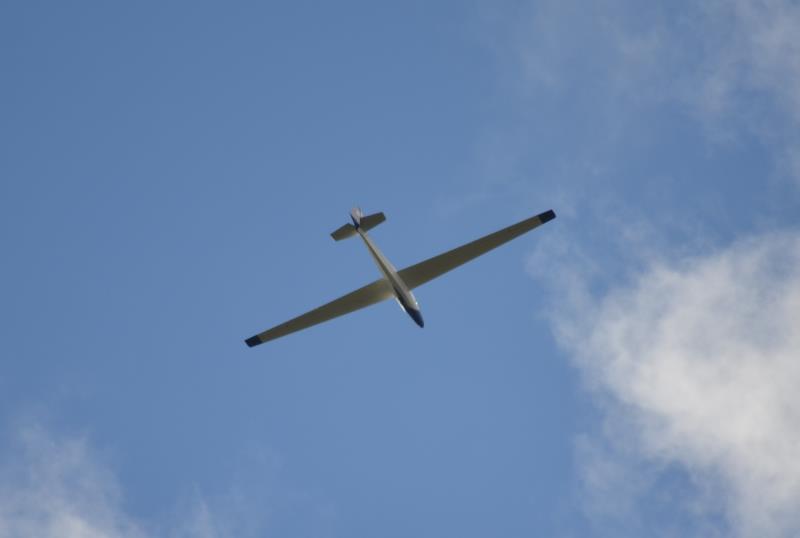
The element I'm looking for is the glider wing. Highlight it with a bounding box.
[398,209,555,290]
[245,278,394,347]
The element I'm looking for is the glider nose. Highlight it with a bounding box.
[407,307,424,328]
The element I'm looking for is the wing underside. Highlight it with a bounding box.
[398,209,555,290]
[245,278,394,346]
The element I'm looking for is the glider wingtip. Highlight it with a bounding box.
[245,335,263,348]
[539,209,556,223]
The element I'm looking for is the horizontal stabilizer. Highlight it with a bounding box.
[331,223,357,241]
[359,212,386,232]
[330,211,386,241]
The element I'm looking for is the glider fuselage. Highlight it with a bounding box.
[356,227,424,327]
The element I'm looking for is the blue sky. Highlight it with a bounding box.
[2,1,800,537]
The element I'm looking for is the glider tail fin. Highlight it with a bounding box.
[350,207,364,227]
[331,209,386,241]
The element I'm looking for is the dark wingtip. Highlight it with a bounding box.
[539,209,556,223]
[245,335,262,348]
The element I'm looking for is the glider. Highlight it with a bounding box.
[245,207,555,347]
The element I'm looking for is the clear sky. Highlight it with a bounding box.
[2,1,800,537]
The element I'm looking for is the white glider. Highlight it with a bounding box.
[245,207,555,347]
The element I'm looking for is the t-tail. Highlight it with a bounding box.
[350,207,364,227]
[331,208,386,241]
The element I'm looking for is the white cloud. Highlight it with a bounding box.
[547,230,800,536]
[0,425,147,538]
[491,2,800,533]
[0,426,244,538]
[0,424,336,538]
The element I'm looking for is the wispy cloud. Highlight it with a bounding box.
[473,0,800,199]
[0,425,273,538]
[538,230,800,536]
[504,0,800,126]
[0,425,147,538]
